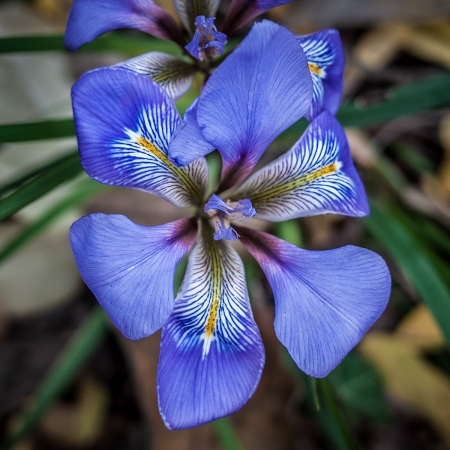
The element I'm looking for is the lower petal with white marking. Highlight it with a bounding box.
[157,223,265,429]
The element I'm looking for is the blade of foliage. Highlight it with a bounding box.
[212,418,244,450]
[0,178,105,264]
[0,153,79,197]
[0,306,109,450]
[0,118,75,144]
[0,151,82,221]
[363,201,450,347]
[337,73,450,127]
[0,33,180,57]
[283,352,360,450]
[328,351,388,423]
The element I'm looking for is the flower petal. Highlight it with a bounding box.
[298,29,345,121]
[222,0,292,35]
[72,67,208,207]
[168,99,216,166]
[231,111,369,220]
[117,52,195,101]
[70,215,197,340]
[64,0,184,51]
[239,228,391,378]
[157,222,265,429]
[197,20,312,190]
[174,0,219,35]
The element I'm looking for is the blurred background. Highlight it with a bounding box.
[1,0,450,448]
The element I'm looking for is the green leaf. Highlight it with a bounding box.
[0,178,105,264]
[337,73,450,127]
[0,151,83,221]
[213,418,244,450]
[0,33,181,57]
[363,201,450,347]
[329,351,389,423]
[0,118,75,144]
[0,306,109,450]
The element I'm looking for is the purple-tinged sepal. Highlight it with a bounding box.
[298,29,345,121]
[174,0,219,35]
[185,16,227,61]
[70,215,198,340]
[168,99,216,166]
[231,111,369,220]
[72,67,208,207]
[239,228,391,378]
[116,52,195,101]
[157,222,265,429]
[222,0,292,35]
[197,21,312,190]
[64,0,185,51]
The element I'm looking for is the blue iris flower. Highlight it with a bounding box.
[70,21,391,430]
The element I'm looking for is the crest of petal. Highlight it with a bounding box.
[70,215,197,340]
[197,20,312,190]
[168,99,216,166]
[157,222,265,429]
[231,111,369,220]
[174,0,219,35]
[116,52,195,101]
[64,0,184,51]
[72,67,208,207]
[239,228,391,378]
[185,16,227,61]
[222,0,292,35]
[298,29,345,121]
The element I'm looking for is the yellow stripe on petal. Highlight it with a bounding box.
[248,162,339,205]
[308,62,324,77]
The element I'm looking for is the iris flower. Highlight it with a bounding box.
[70,21,391,429]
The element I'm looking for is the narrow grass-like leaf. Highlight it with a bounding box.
[0,119,75,144]
[363,201,450,347]
[0,151,82,221]
[283,352,360,450]
[0,178,105,264]
[0,306,109,450]
[0,33,180,57]
[213,418,244,450]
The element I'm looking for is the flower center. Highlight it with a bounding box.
[204,194,256,241]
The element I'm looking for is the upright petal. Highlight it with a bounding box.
[185,16,227,61]
[168,99,216,166]
[298,29,345,121]
[231,112,369,220]
[64,0,184,51]
[72,67,208,207]
[70,215,197,340]
[174,0,219,35]
[222,0,292,35]
[117,52,195,101]
[197,21,312,190]
[239,228,391,378]
[157,222,265,429]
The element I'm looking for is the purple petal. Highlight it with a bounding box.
[222,0,292,35]
[185,16,227,61]
[64,0,184,51]
[298,29,345,121]
[197,20,312,190]
[239,228,391,378]
[116,52,195,101]
[70,215,197,340]
[157,224,265,429]
[72,67,208,207]
[168,98,216,165]
[231,111,369,219]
